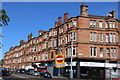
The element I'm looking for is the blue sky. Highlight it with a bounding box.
[1,2,118,59]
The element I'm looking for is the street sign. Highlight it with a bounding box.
[55,54,65,68]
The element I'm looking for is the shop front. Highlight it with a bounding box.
[105,61,119,79]
[65,61,105,79]
[32,61,56,76]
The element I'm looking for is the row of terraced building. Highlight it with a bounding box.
[3,3,120,79]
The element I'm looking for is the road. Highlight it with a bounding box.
[2,73,69,80]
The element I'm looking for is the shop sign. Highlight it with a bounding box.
[118,64,120,68]
[80,62,105,67]
[55,54,65,68]
[65,62,76,66]
[105,63,117,68]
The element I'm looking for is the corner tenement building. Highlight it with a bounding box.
[3,3,120,79]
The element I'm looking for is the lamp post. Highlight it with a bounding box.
[70,36,73,80]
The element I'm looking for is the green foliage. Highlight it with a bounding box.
[0,9,10,26]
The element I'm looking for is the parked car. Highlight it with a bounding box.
[40,72,52,78]
[26,69,34,75]
[2,69,8,76]
[16,69,20,73]
[1,68,12,76]
[23,70,29,74]
[5,68,12,75]
[33,71,40,76]
[19,69,25,74]
[29,70,34,75]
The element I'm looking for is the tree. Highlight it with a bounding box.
[0,9,10,48]
[0,9,10,26]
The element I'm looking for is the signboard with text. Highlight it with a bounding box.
[55,54,65,68]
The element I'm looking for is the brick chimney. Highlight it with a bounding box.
[109,10,116,18]
[28,33,32,41]
[58,17,62,26]
[39,30,45,36]
[54,22,58,27]
[80,3,88,16]
[10,47,13,50]
[64,12,69,22]
[20,40,25,45]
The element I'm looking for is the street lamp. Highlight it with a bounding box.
[70,36,73,80]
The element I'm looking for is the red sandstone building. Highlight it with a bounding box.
[3,3,120,79]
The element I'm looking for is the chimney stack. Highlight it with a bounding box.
[80,3,88,16]
[54,22,58,27]
[28,33,32,41]
[58,17,62,26]
[64,12,69,22]
[39,30,45,36]
[20,40,25,45]
[109,10,116,18]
